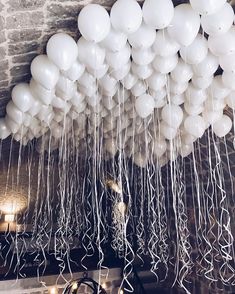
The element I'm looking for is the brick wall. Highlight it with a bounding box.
[0,268,122,294]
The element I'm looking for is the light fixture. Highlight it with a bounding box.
[0,191,27,216]
[4,214,15,223]
[49,287,58,294]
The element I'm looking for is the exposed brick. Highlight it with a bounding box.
[11,73,31,84]
[0,16,5,30]
[7,0,46,11]
[8,41,39,55]
[46,17,77,31]
[0,46,6,59]
[8,29,42,43]
[10,64,31,77]
[6,11,44,29]
[0,80,9,88]
[0,31,6,43]
[12,52,37,64]
[47,3,83,19]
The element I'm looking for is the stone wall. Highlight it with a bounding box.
[0,268,122,294]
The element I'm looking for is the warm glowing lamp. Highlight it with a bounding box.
[50,287,58,294]
[4,214,15,223]
[0,191,27,222]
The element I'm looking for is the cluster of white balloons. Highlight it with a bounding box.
[0,0,235,167]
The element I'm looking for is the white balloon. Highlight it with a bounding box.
[147,72,167,92]
[143,0,174,30]
[152,54,178,74]
[153,136,167,157]
[0,118,10,139]
[87,63,109,79]
[205,96,226,111]
[28,97,42,117]
[51,95,67,109]
[78,4,110,42]
[226,91,235,109]
[219,52,235,72]
[100,28,127,52]
[86,94,101,107]
[193,52,218,77]
[212,115,232,137]
[31,55,59,90]
[47,33,78,71]
[149,89,166,103]
[154,97,167,109]
[103,96,117,111]
[12,83,34,112]
[128,22,156,49]
[106,44,131,69]
[210,76,231,100]
[162,103,184,128]
[168,4,200,46]
[208,27,235,56]
[121,73,138,90]
[131,63,153,80]
[184,102,204,116]
[77,37,105,70]
[5,115,20,133]
[160,121,178,140]
[180,34,208,65]
[133,152,148,168]
[79,83,98,97]
[171,94,185,105]
[99,74,117,93]
[110,61,131,80]
[132,47,155,65]
[170,79,188,95]
[189,0,227,16]
[135,94,155,118]
[62,59,85,81]
[6,101,24,124]
[171,59,193,83]
[201,3,234,36]
[29,78,54,105]
[186,84,207,105]
[131,80,147,97]
[184,115,206,138]
[181,131,197,145]
[202,109,223,125]
[222,71,235,90]
[105,138,117,156]
[56,75,76,100]
[73,101,87,113]
[192,75,213,89]
[78,71,96,89]
[110,0,142,34]
[180,143,193,158]
[153,30,180,57]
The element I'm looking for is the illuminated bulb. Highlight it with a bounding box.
[119,289,124,294]
[0,192,27,214]
[72,282,78,290]
[101,282,107,289]
[50,287,58,294]
[4,214,14,223]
